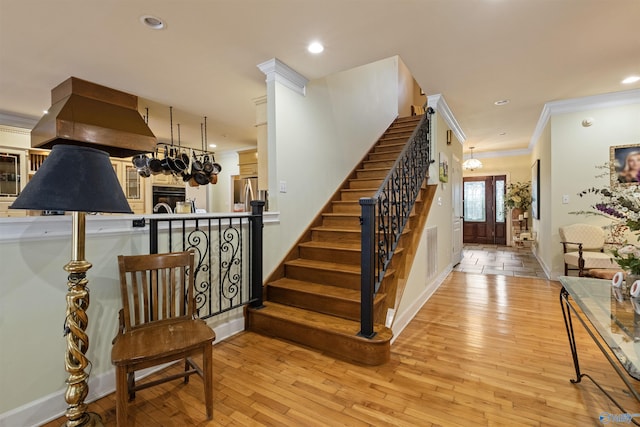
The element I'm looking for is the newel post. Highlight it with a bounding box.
[250,200,265,308]
[359,197,376,338]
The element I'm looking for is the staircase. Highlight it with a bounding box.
[246,115,436,365]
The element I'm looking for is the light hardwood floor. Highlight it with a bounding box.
[42,272,639,426]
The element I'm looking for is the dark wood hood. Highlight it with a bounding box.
[31,77,156,158]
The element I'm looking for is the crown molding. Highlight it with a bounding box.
[257,58,308,96]
[0,110,38,129]
[427,94,465,144]
[529,88,640,150]
[464,148,531,160]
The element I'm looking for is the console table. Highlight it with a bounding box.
[559,276,640,422]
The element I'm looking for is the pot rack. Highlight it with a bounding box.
[151,113,218,158]
[153,141,217,157]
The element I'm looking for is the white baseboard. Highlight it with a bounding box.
[390,264,452,343]
[0,317,246,427]
[532,246,552,279]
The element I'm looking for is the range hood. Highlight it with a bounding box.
[31,77,156,158]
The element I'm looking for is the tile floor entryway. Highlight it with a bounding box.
[454,243,547,278]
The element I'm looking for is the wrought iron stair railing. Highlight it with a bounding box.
[359,108,435,337]
[149,201,265,319]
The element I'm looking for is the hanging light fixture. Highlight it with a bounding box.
[463,146,483,171]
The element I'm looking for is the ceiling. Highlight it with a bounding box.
[1,0,638,156]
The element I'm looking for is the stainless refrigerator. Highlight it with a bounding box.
[233,177,257,212]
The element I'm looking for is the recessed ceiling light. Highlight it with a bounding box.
[494,99,510,106]
[622,75,640,84]
[209,143,217,148]
[307,41,324,54]
[140,15,165,30]
[499,132,506,136]
[42,110,48,114]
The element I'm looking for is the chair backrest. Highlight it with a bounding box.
[117,251,196,331]
[411,104,425,116]
[559,224,605,251]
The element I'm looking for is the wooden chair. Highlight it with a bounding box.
[559,224,617,276]
[111,251,215,425]
[411,104,425,116]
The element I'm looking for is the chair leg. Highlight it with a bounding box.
[116,366,128,427]
[203,343,213,419]
[184,359,190,384]
[127,372,136,401]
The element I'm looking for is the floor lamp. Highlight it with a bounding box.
[10,144,132,427]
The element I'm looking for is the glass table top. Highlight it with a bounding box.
[559,276,640,381]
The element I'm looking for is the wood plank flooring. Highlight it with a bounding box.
[42,272,640,426]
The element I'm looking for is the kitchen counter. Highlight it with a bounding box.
[0,211,280,243]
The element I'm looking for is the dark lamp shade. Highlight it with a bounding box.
[10,144,133,213]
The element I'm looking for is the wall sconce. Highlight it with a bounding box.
[446,130,452,145]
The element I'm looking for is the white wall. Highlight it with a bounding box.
[208,150,239,213]
[531,91,640,277]
[262,56,403,276]
[395,112,462,325]
[0,214,273,425]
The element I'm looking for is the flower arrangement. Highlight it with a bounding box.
[575,182,640,232]
[573,164,640,273]
[504,181,532,211]
[612,244,640,275]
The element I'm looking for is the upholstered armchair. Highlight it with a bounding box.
[559,224,618,276]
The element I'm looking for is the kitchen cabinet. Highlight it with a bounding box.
[238,148,258,178]
[111,159,146,214]
[0,144,148,216]
[0,148,27,217]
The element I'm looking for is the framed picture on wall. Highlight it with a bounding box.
[531,159,540,219]
[439,152,449,183]
[610,144,640,185]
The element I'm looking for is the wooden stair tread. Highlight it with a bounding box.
[299,240,360,251]
[341,187,377,192]
[286,257,360,273]
[298,239,405,255]
[269,277,383,302]
[356,167,388,173]
[254,301,392,342]
[286,257,397,279]
[311,224,411,235]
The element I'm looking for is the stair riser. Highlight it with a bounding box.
[367,151,399,161]
[285,264,360,289]
[341,190,375,201]
[356,169,388,179]
[331,202,361,214]
[266,286,361,321]
[312,229,360,243]
[245,310,390,365]
[377,136,411,146]
[322,215,361,228]
[373,144,404,154]
[299,245,361,264]
[361,160,395,170]
[348,178,383,189]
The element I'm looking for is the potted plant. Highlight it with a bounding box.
[505,181,532,219]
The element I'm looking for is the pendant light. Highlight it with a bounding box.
[463,146,483,171]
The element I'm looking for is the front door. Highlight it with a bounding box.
[463,175,506,244]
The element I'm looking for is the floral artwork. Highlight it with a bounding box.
[439,152,449,183]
